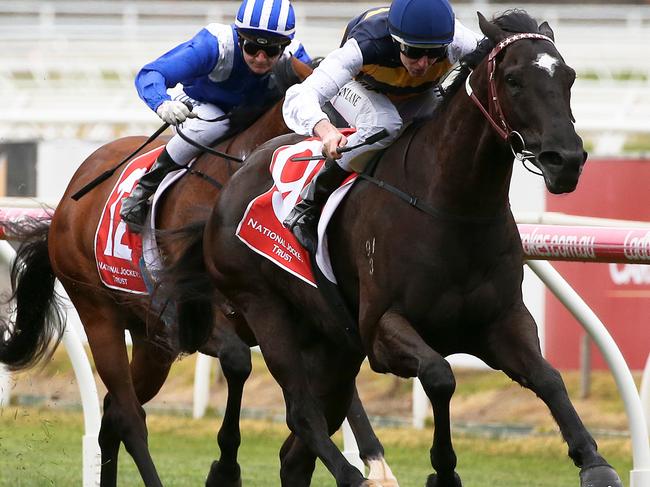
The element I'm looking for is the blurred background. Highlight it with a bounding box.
[0,0,648,198]
[0,1,648,204]
[0,0,649,453]
[0,2,648,485]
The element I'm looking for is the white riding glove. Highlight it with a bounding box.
[156,100,194,126]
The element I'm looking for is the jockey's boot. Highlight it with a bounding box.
[120,149,178,233]
[283,158,350,254]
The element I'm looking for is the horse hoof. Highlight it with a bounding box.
[205,460,242,487]
[366,458,399,487]
[426,472,462,487]
[579,465,623,487]
[372,481,398,487]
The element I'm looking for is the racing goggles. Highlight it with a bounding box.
[240,38,288,58]
[397,42,448,60]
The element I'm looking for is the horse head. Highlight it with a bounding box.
[474,10,587,194]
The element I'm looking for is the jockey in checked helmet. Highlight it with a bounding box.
[120,0,311,233]
[282,0,482,253]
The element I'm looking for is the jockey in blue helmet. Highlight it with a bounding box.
[281,0,482,253]
[121,0,311,233]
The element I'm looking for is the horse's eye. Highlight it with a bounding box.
[505,74,521,89]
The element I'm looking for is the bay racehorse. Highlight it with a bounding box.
[170,10,622,487]
[0,56,395,487]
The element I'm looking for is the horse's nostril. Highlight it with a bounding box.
[538,151,563,168]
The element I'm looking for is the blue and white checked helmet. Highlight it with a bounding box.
[235,0,296,41]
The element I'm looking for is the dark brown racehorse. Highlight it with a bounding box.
[170,11,622,487]
[0,57,396,487]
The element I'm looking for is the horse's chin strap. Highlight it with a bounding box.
[465,32,554,175]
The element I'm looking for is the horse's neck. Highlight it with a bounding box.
[411,72,514,218]
[235,102,287,154]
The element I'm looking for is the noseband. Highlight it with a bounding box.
[465,32,555,166]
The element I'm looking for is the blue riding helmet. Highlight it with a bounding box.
[235,0,296,44]
[388,0,455,47]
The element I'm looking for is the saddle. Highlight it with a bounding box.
[236,130,358,286]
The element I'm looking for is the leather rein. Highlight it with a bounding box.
[357,32,557,222]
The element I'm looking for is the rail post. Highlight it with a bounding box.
[0,240,102,486]
[527,260,650,487]
[193,353,213,419]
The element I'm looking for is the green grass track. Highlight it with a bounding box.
[0,407,632,486]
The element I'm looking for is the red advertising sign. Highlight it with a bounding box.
[544,159,650,370]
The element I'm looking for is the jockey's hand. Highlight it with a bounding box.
[156,100,196,126]
[314,119,347,159]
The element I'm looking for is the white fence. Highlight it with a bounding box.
[0,240,101,487]
[526,259,649,487]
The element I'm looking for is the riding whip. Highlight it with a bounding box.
[71,100,196,201]
[290,129,389,162]
[70,122,170,201]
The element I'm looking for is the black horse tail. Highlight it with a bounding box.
[0,217,65,371]
[156,220,215,354]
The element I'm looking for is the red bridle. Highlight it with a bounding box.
[465,32,555,140]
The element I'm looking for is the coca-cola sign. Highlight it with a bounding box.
[623,230,650,262]
[609,264,650,285]
[543,158,650,370]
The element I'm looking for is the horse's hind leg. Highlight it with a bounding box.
[478,307,622,487]
[244,298,368,487]
[277,351,371,487]
[278,433,317,487]
[347,388,399,486]
[198,311,252,487]
[130,335,175,405]
[71,295,163,487]
[368,311,461,487]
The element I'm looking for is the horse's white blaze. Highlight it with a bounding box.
[534,53,559,76]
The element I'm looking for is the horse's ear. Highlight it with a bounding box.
[539,21,555,41]
[477,12,506,44]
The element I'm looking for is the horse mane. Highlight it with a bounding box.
[435,9,540,114]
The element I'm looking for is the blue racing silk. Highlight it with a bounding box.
[342,7,453,98]
[135,23,312,113]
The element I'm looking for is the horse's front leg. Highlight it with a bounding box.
[198,311,253,487]
[368,310,461,487]
[478,305,622,487]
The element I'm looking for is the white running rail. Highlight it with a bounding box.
[0,241,101,487]
[527,260,650,487]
